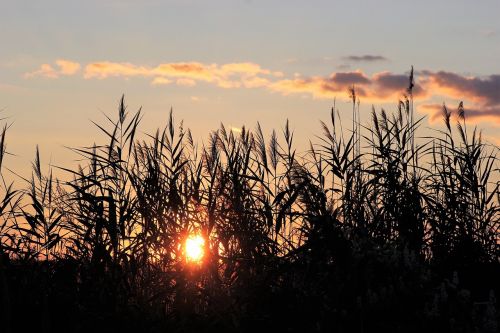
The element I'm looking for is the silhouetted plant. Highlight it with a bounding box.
[0,73,498,332]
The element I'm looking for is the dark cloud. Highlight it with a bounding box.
[270,70,418,102]
[416,71,500,124]
[330,71,371,85]
[428,71,500,106]
[373,72,426,97]
[420,103,500,124]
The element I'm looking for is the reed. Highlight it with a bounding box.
[0,73,498,331]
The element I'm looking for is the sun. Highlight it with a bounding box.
[185,234,205,263]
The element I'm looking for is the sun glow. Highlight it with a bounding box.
[185,234,205,263]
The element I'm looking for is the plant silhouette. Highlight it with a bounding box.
[0,74,498,332]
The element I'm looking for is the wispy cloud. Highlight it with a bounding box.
[343,55,388,62]
[25,59,81,78]
[151,77,173,86]
[25,64,59,79]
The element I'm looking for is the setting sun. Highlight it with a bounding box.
[185,234,205,263]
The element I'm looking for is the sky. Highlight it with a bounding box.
[1,0,499,179]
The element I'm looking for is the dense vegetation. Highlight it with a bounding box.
[0,75,499,332]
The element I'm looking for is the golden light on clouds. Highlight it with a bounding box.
[151,77,173,85]
[23,59,500,124]
[56,59,81,75]
[81,61,281,87]
[25,59,80,78]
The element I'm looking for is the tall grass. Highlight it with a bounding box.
[0,74,499,332]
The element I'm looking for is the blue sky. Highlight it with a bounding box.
[1,0,499,177]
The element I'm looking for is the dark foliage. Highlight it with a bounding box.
[0,82,499,332]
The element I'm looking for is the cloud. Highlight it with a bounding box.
[416,71,500,124]
[25,64,59,79]
[420,103,500,125]
[219,62,276,76]
[269,70,426,102]
[25,59,500,124]
[151,77,172,86]
[84,62,150,79]
[269,71,370,99]
[55,59,81,75]
[336,64,351,70]
[424,71,500,106]
[153,62,214,81]
[176,78,197,87]
[25,59,80,78]
[82,61,283,89]
[283,56,336,67]
[372,72,426,98]
[270,69,500,123]
[242,76,271,88]
[343,55,388,62]
[32,60,405,102]
[331,71,370,85]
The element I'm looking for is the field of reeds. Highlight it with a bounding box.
[0,74,499,332]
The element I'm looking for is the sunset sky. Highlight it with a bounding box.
[1,0,499,178]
